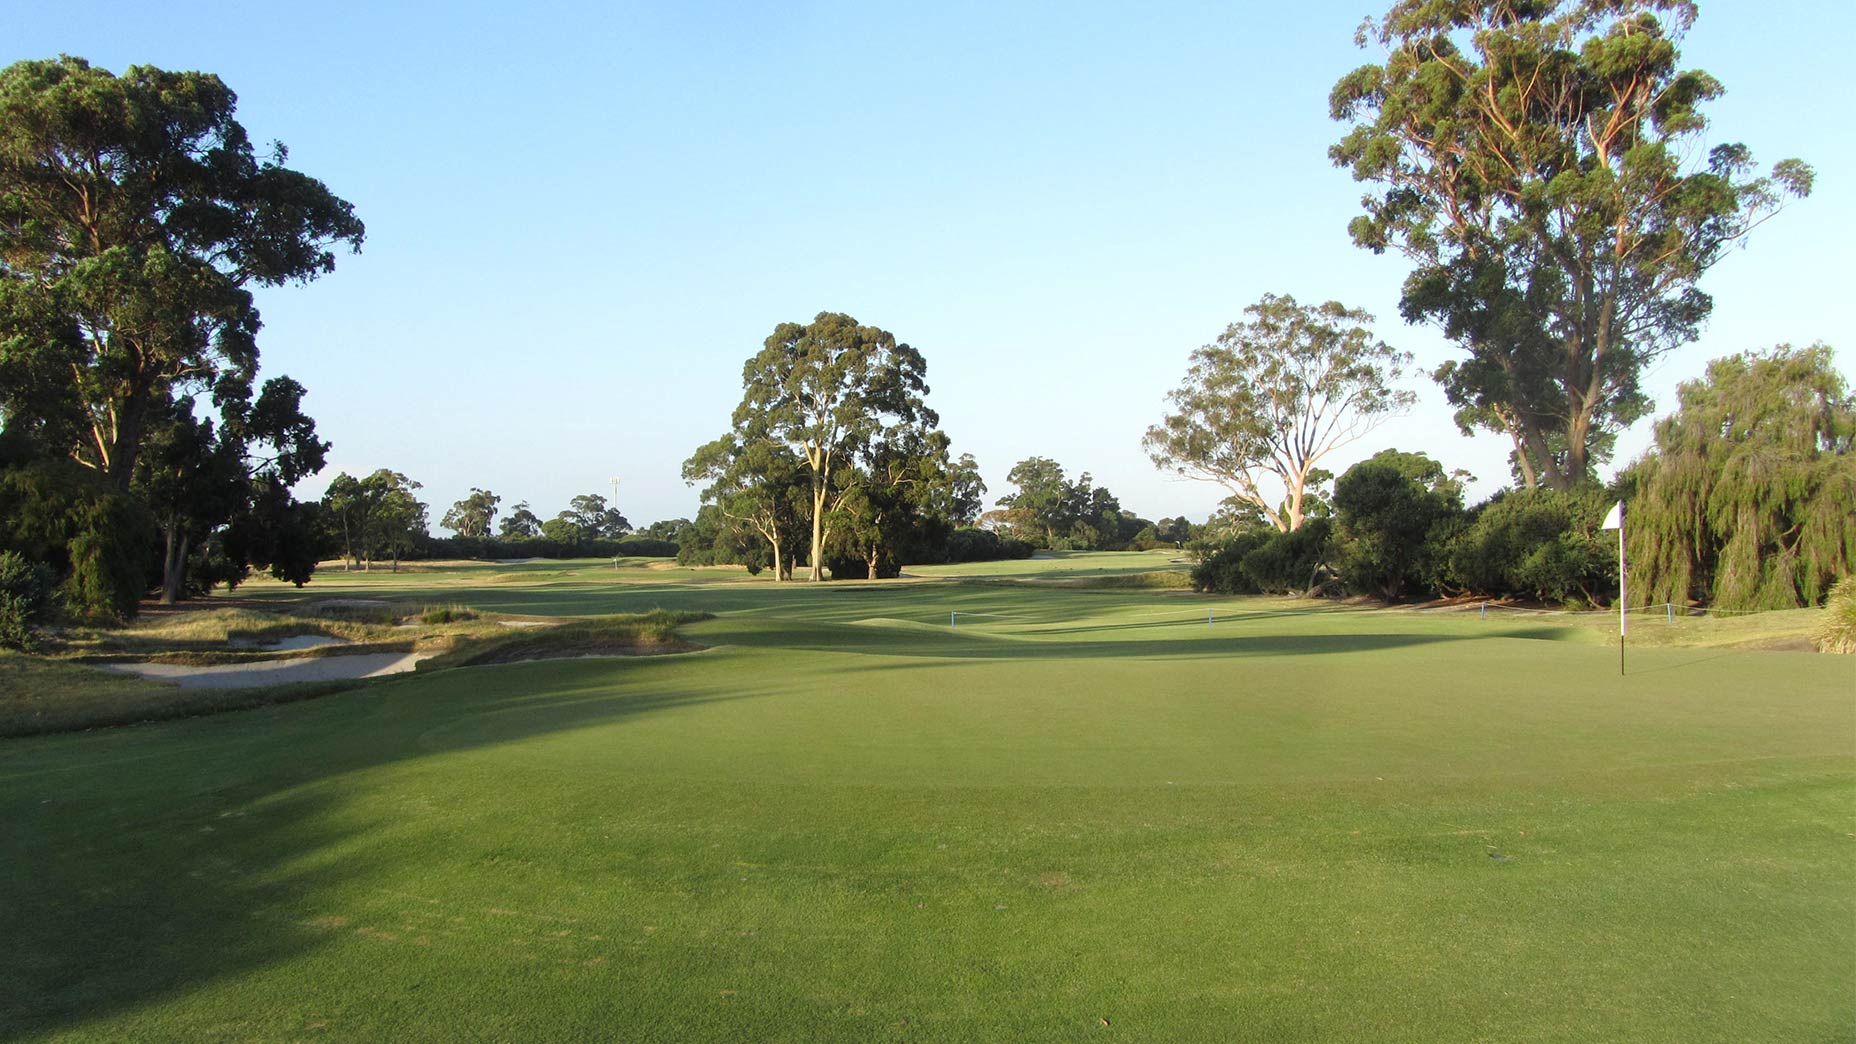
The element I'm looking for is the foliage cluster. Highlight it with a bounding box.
[0,550,55,650]
[1815,578,1856,655]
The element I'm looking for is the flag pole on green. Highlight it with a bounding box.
[1602,500,1626,676]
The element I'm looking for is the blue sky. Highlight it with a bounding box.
[9,1,1848,528]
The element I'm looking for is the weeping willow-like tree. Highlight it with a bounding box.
[1628,344,1854,609]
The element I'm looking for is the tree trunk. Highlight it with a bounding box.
[103,384,151,493]
[160,526,189,605]
[809,479,827,582]
[867,545,880,580]
[769,532,783,581]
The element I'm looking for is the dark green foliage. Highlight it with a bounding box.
[0,550,55,649]
[995,458,1140,550]
[0,459,151,620]
[1331,451,1464,601]
[943,528,1035,564]
[1191,521,1334,596]
[0,56,363,489]
[1331,2,1811,489]
[1242,519,1336,595]
[1449,488,1617,606]
[1628,345,1854,609]
[498,502,542,539]
[419,605,476,624]
[675,504,768,572]
[320,470,427,571]
[441,490,500,538]
[639,519,690,542]
[1191,530,1272,595]
[729,313,934,582]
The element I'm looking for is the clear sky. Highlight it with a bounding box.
[8,1,1849,529]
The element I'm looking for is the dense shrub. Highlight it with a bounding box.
[0,461,152,621]
[943,528,1036,564]
[1191,522,1334,596]
[1242,519,1335,595]
[0,551,56,650]
[1450,487,1616,605]
[1817,577,1856,654]
[1330,452,1463,601]
[1191,529,1272,594]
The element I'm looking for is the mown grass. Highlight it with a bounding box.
[2,559,1849,1042]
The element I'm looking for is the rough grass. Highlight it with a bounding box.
[0,652,362,737]
[1816,577,1856,654]
[418,610,713,669]
[4,605,711,737]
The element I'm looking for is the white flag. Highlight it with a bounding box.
[1601,501,1624,530]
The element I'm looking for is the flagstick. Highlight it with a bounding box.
[1603,500,1628,678]
[1618,507,1627,678]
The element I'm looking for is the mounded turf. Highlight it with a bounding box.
[3,556,1851,1042]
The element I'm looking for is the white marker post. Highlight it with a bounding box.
[1602,500,1626,676]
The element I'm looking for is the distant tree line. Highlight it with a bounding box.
[316,478,690,567]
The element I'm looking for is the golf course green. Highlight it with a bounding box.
[3,554,1851,1042]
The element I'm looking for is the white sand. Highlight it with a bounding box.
[104,651,435,690]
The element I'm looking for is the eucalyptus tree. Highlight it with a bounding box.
[682,432,810,581]
[321,470,425,572]
[0,57,364,489]
[135,376,327,602]
[1628,344,1853,610]
[1330,1,1811,489]
[1146,293,1415,532]
[726,312,933,581]
[442,489,501,538]
[829,427,960,579]
[498,502,542,539]
[563,493,630,538]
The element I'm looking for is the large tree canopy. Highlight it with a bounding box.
[1145,293,1415,532]
[1628,343,1854,610]
[729,312,933,582]
[1330,1,1811,490]
[0,56,363,488]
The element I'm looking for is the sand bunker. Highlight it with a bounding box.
[105,651,436,690]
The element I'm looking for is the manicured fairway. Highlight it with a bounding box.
[3,559,1852,1042]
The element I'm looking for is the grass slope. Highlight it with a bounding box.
[2,560,1850,1042]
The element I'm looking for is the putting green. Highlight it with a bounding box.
[3,561,1850,1042]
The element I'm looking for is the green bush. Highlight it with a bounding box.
[420,605,476,624]
[0,460,153,621]
[1331,453,1463,601]
[1242,519,1335,595]
[1816,577,1856,654]
[944,528,1036,563]
[1191,522,1335,596]
[1450,488,1616,605]
[1190,529,1270,594]
[0,551,56,650]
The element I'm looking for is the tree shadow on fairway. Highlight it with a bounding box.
[0,656,766,1040]
[717,620,1476,662]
